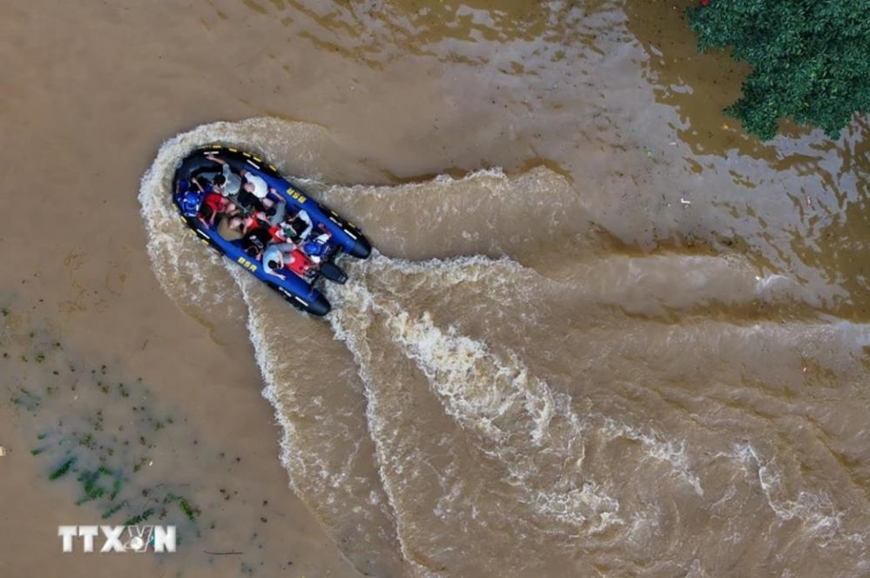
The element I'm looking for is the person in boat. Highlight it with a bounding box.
[239,174,290,221]
[216,215,244,241]
[262,242,297,280]
[299,225,333,264]
[241,224,273,261]
[199,154,243,197]
[239,210,278,237]
[274,208,313,242]
[199,191,239,227]
[263,241,314,280]
[212,205,265,244]
[210,175,235,197]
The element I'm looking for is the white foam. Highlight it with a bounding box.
[734,443,842,539]
[230,263,417,577]
[600,419,704,496]
[326,276,438,576]
[328,253,723,545]
[330,269,623,533]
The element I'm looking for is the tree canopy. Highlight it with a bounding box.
[687,0,870,140]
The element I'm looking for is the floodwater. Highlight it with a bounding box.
[2,0,869,577]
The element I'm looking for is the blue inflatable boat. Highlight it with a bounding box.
[171,145,371,316]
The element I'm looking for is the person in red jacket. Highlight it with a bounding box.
[199,192,238,227]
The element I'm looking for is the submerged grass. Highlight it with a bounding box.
[49,456,76,480]
[1,306,204,541]
[1,299,293,574]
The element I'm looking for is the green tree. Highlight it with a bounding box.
[687,0,870,140]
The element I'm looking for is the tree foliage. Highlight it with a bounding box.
[687,0,870,140]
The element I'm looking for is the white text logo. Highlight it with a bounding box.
[58,525,176,553]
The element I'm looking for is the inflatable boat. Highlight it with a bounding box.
[171,145,371,316]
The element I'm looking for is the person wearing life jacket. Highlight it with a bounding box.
[238,210,275,236]
[263,242,313,280]
[199,192,238,227]
[262,242,295,280]
[284,248,314,277]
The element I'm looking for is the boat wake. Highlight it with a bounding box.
[140,119,870,578]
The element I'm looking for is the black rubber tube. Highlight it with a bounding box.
[349,236,372,259]
[305,294,331,316]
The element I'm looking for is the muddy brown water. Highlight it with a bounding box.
[2,1,869,577]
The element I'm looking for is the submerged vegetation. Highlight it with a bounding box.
[5,342,201,533]
[2,301,294,573]
[687,0,870,140]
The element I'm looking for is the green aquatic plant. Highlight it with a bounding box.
[49,457,76,480]
[165,493,200,521]
[123,508,155,526]
[74,466,122,505]
[101,500,127,520]
[687,0,870,140]
[4,337,203,534]
[3,311,282,567]
[34,408,201,530]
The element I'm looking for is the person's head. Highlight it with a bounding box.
[213,175,226,187]
[246,246,260,258]
[267,260,280,270]
[228,216,243,230]
[243,181,254,193]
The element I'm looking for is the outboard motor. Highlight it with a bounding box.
[319,262,348,284]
